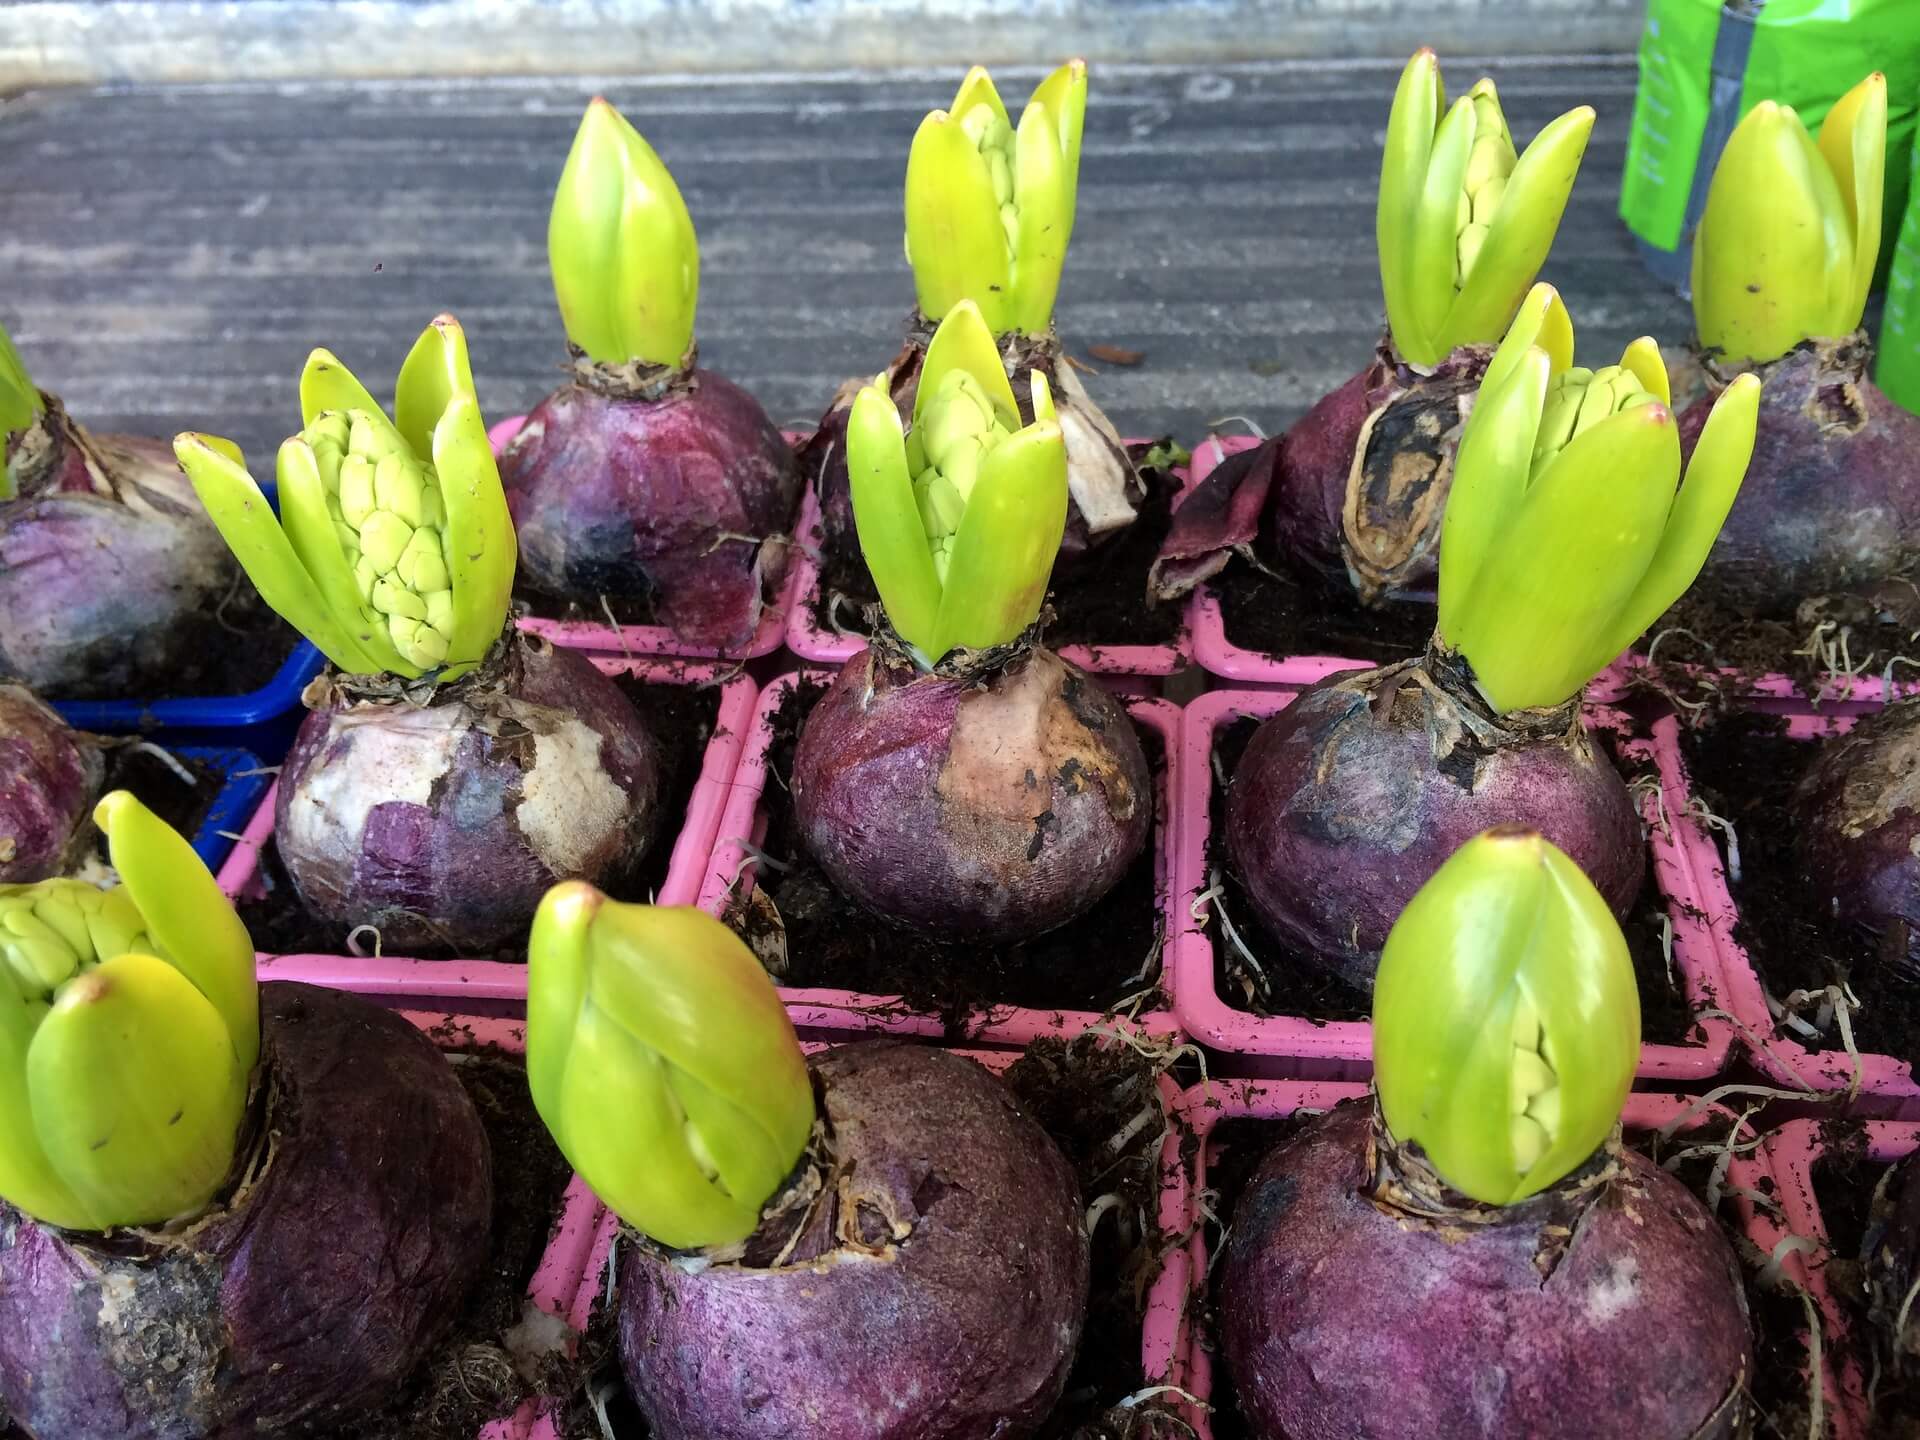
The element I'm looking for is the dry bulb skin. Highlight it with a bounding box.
[0,396,240,699]
[791,640,1150,944]
[615,1040,1089,1440]
[275,633,661,952]
[0,684,103,883]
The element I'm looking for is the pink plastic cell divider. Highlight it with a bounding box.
[1652,712,1920,1112]
[531,1047,1191,1440]
[488,416,805,661]
[1181,434,1631,701]
[696,667,1183,1045]
[1611,650,1920,714]
[783,446,1194,676]
[219,659,757,1000]
[1152,1082,1782,1438]
[1758,1118,1920,1440]
[1171,688,1738,1081]
[379,1008,605,1440]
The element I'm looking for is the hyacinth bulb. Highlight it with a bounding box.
[0,791,258,1231]
[176,314,515,684]
[1436,284,1760,712]
[1372,827,1640,1205]
[1378,50,1594,368]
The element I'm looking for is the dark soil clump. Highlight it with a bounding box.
[1213,547,1436,666]
[315,1044,576,1439]
[237,678,720,959]
[1678,710,1920,1061]
[724,678,1167,1033]
[809,444,1187,653]
[99,742,222,861]
[1204,715,1702,1045]
[1630,587,1920,710]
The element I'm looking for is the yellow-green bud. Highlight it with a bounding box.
[1529,364,1659,476]
[304,407,461,672]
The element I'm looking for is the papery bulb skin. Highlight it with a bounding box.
[1225,656,1642,989]
[790,643,1149,944]
[0,683,102,883]
[616,1040,1088,1440]
[1218,1099,1751,1440]
[1681,336,1920,617]
[501,370,798,651]
[0,418,240,698]
[276,635,659,951]
[0,983,492,1440]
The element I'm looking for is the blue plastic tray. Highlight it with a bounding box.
[177,745,272,874]
[53,641,323,741]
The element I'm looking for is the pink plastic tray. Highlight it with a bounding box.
[1613,650,1919,715]
[1655,712,1920,1113]
[1759,1118,1920,1439]
[488,416,806,661]
[382,1007,606,1440]
[1153,1082,1784,1438]
[697,668,1184,1045]
[219,659,758,1000]
[784,448,1194,676]
[533,1045,1192,1440]
[1180,435,1633,701]
[1171,688,1739,1081]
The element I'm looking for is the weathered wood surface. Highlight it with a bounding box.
[0,59,1688,469]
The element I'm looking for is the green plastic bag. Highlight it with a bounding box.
[1620,0,1920,292]
[1878,126,1920,412]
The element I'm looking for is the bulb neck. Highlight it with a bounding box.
[867,610,1048,687]
[4,393,117,504]
[568,343,698,403]
[1366,1091,1623,1230]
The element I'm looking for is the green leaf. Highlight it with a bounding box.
[1818,72,1887,337]
[1692,102,1840,363]
[949,65,1010,131]
[93,789,259,1075]
[526,887,813,1251]
[1404,94,1478,368]
[274,440,409,676]
[848,384,942,655]
[1437,106,1593,355]
[1378,50,1444,366]
[28,953,247,1229]
[548,99,700,367]
[0,970,90,1229]
[915,297,1019,431]
[905,111,1014,331]
[298,347,400,443]
[1374,828,1638,1206]
[1028,60,1087,237]
[1009,100,1069,334]
[1436,343,1551,639]
[928,418,1067,656]
[0,319,43,442]
[1453,404,1679,712]
[175,434,393,675]
[1596,374,1759,663]
[430,392,516,677]
[1617,335,1671,408]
